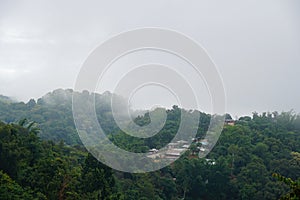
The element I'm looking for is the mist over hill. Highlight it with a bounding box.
[0,89,210,145]
[0,89,128,144]
[0,89,300,199]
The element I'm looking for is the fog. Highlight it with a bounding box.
[0,0,300,117]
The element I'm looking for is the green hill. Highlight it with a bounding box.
[0,89,299,199]
[0,89,122,145]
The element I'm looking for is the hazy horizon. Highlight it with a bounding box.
[0,87,298,119]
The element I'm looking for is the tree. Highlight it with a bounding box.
[0,170,45,199]
[273,173,300,200]
[81,153,115,199]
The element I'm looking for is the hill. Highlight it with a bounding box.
[0,89,123,145]
[0,89,299,199]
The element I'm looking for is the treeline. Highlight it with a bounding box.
[0,89,299,199]
[0,121,116,199]
[109,110,300,199]
[0,89,123,145]
[0,113,299,199]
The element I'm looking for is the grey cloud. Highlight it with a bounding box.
[0,0,299,117]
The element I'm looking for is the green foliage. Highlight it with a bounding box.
[0,89,122,145]
[0,90,300,199]
[0,170,42,200]
[81,153,115,199]
[273,173,300,200]
[0,122,114,199]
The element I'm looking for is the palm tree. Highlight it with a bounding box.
[17,118,40,134]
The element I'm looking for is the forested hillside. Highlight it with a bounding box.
[0,89,123,145]
[0,89,299,199]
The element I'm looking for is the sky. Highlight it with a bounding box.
[0,0,300,117]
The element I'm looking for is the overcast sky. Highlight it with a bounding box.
[0,0,299,117]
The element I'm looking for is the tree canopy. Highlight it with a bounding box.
[0,89,299,199]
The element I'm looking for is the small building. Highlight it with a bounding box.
[225,119,235,126]
[149,148,158,154]
[167,142,178,149]
[200,139,209,146]
[165,152,181,160]
[205,159,216,165]
[198,147,206,152]
[166,152,181,157]
[164,148,185,159]
[177,140,189,144]
[147,153,160,159]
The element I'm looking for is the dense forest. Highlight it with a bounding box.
[0,89,125,145]
[0,89,299,199]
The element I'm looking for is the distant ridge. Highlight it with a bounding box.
[0,95,14,104]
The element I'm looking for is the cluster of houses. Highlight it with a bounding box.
[147,119,236,161]
[146,119,236,163]
[146,119,237,163]
[147,137,211,161]
[147,140,189,160]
